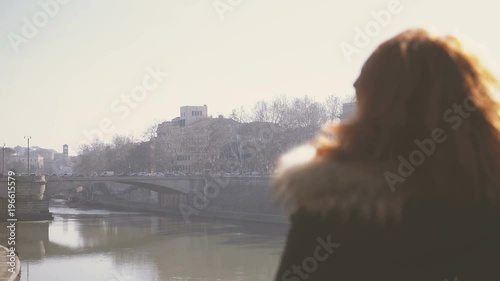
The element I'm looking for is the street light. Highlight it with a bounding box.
[24,136,31,175]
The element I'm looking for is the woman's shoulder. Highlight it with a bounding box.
[272,143,407,224]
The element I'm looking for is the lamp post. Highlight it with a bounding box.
[24,136,31,175]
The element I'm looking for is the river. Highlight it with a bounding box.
[9,199,288,281]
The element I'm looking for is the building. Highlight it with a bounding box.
[5,155,44,174]
[63,144,69,159]
[33,148,56,161]
[340,101,357,120]
[155,104,286,174]
[179,105,208,126]
[156,106,239,172]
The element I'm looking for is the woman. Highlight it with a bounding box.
[273,29,500,281]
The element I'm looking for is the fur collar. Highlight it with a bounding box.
[272,144,407,224]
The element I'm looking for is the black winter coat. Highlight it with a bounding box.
[272,145,500,281]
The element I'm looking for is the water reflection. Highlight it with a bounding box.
[1,199,287,281]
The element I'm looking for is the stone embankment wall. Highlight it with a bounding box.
[0,176,52,221]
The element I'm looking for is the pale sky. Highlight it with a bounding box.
[1,0,499,155]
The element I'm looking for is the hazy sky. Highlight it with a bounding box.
[1,0,499,155]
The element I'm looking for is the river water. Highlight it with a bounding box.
[10,199,288,281]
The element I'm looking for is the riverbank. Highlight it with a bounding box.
[0,245,20,281]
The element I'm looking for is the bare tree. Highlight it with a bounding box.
[252,101,271,122]
[153,129,181,172]
[128,141,154,173]
[269,95,290,126]
[285,95,328,131]
[325,94,343,122]
[109,135,135,174]
[236,122,285,173]
[229,106,249,123]
[196,119,240,172]
[75,139,107,175]
[143,119,166,141]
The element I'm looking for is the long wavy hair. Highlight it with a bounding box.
[318,29,500,205]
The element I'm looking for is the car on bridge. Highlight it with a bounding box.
[100,171,115,177]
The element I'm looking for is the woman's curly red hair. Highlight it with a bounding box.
[317,29,500,205]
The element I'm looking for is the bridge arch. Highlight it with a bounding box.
[44,177,204,197]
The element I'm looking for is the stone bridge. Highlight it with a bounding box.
[0,175,285,223]
[44,176,206,196]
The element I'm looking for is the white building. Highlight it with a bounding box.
[156,105,240,172]
[179,105,208,126]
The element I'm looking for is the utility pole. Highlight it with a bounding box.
[24,136,31,175]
